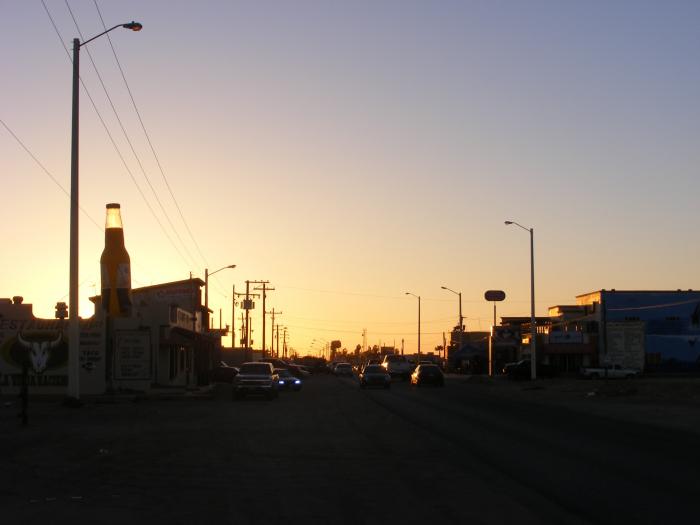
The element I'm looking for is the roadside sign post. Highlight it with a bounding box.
[484,290,506,376]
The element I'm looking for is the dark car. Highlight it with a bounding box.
[359,364,391,389]
[506,359,556,380]
[333,363,354,377]
[276,368,302,391]
[261,358,305,378]
[212,361,238,383]
[410,364,445,387]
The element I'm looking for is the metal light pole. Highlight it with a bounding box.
[68,21,142,401]
[505,220,536,380]
[205,265,236,330]
[441,285,463,353]
[405,292,421,360]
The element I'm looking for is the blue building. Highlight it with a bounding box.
[575,290,700,372]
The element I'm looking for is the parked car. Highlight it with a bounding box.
[212,361,238,383]
[502,361,519,375]
[410,364,445,387]
[359,364,391,389]
[580,364,640,379]
[506,360,556,380]
[276,368,303,391]
[333,363,354,377]
[233,362,279,400]
[381,354,414,380]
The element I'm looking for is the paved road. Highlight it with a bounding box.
[2,374,697,524]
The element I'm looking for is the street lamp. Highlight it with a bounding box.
[205,265,236,330]
[505,220,536,380]
[441,286,463,353]
[405,292,421,360]
[68,21,142,401]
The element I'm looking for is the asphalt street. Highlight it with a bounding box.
[2,374,698,524]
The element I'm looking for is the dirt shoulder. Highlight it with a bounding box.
[453,374,700,435]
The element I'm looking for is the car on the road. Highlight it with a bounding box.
[261,358,306,379]
[505,359,556,380]
[381,354,414,380]
[579,364,640,379]
[233,362,279,400]
[212,361,238,383]
[359,364,391,389]
[333,363,354,377]
[410,364,445,387]
[276,368,303,391]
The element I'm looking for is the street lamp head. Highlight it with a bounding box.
[123,21,143,31]
[504,221,513,225]
[441,286,447,290]
[227,264,237,269]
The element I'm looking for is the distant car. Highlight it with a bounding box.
[212,362,238,383]
[333,363,354,377]
[276,368,303,391]
[410,364,445,387]
[233,362,279,400]
[381,354,414,380]
[261,358,305,378]
[359,364,391,389]
[506,360,556,380]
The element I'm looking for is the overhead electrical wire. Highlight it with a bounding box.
[64,0,201,273]
[40,0,208,283]
[1,117,102,231]
[92,0,229,298]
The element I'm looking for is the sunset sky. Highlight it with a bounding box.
[2,1,699,355]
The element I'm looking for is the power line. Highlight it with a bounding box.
[93,0,228,298]
[1,117,102,231]
[64,0,201,271]
[41,0,193,272]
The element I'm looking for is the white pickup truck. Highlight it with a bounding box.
[381,354,414,380]
[580,364,640,379]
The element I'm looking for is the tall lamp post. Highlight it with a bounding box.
[68,21,142,401]
[505,220,536,380]
[405,292,421,361]
[205,265,236,330]
[441,285,463,353]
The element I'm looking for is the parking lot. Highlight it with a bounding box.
[3,373,700,524]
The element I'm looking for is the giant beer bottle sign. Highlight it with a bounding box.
[101,203,132,317]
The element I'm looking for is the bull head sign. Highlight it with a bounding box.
[17,332,63,374]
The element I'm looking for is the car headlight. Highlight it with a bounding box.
[294,380,301,384]
[279,380,285,385]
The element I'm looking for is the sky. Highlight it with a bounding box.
[2,0,700,356]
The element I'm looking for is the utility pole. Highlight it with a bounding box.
[240,281,259,360]
[189,271,197,387]
[252,281,273,358]
[267,308,282,357]
[276,325,280,358]
[232,286,248,349]
[283,327,289,358]
[244,281,250,350]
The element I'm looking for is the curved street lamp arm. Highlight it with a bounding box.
[80,22,142,48]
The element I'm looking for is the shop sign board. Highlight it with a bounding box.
[0,318,105,394]
[605,321,645,370]
[114,330,151,380]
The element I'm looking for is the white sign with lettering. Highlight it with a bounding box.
[114,330,151,380]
